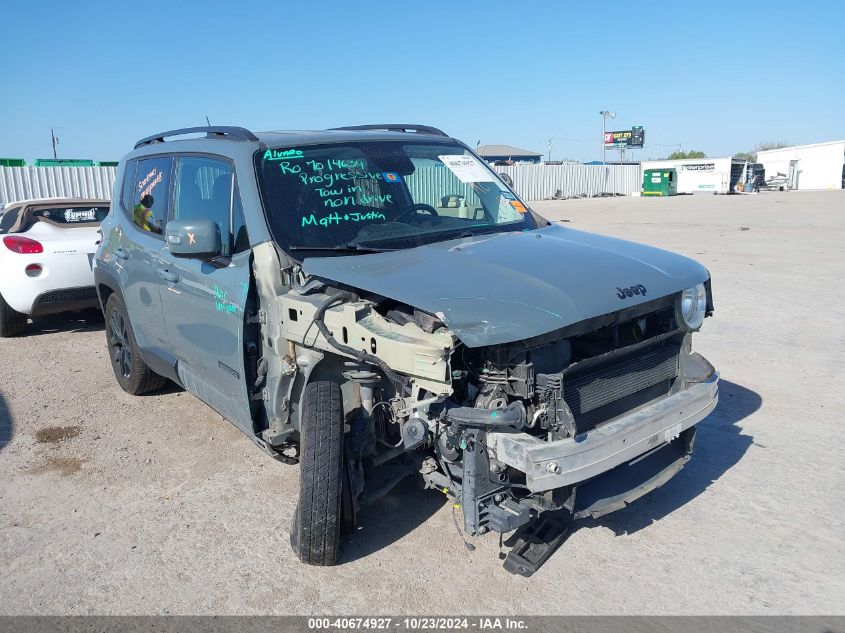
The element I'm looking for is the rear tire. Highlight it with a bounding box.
[291,381,344,566]
[104,293,168,395]
[0,293,27,337]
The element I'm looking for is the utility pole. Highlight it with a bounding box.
[50,127,59,159]
[547,138,553,162]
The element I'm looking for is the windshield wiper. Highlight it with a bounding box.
[454,225,502,239]
[288,242,395,254]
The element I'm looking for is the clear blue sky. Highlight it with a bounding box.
[1,0,842,163]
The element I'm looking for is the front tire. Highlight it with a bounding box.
[0,293,27,337]
[291,381,344,566]
[104,293,167,395]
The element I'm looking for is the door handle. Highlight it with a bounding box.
[114,248,128,260]
[158,269,179,283]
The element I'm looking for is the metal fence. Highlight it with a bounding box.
[0,163,642,208]
[0,166,117,206]
[399,164,642,203]
[495,164,641,200]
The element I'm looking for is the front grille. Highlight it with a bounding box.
[33,286,98,306]
[563,343,679,434]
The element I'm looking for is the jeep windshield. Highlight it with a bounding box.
[254,141,540,255]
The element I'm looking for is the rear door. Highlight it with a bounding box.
[114,156,173,360]
[158,154,253,432]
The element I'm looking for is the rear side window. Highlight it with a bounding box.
[131,156,173,236]
[30,206,110,226]
[0,205,109,233]
[0,207,20,234]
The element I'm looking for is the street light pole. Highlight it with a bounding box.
[602,116,606,165]
[599,111,615,164]
[599,111,616,193]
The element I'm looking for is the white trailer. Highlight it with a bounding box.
[640,157,746,194]
[756,141,845,191]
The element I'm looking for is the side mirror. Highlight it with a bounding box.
[165,219,222,258]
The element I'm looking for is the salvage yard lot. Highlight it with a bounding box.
[1,191,843,614]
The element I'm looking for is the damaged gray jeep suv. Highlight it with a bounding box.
[95,124,718,574]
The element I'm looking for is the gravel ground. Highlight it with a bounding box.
[1,191,843,615]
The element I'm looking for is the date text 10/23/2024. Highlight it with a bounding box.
[306,617,529,630]
[264,148,399,228]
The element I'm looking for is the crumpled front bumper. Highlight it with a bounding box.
[487,353,719,493]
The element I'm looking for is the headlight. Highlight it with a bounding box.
[676,283,707,330]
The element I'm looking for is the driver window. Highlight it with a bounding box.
[173,156,236,255]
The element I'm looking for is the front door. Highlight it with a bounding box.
[158,154,253,432]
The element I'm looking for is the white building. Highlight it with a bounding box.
[756,140,845,190]
[640,157,746,194]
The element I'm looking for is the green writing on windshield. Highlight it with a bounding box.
[323,193,393,208]
[302,211,386,227]
[266,147,398,229]
[263,148,303,161]
[298,170,387,187]
[306,158,367,171]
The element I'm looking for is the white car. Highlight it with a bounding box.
[0,197,110,336]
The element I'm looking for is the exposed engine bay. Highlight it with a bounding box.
[247,257,716,576]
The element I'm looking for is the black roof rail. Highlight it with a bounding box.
[329,124,448,137]
[134,126,259,149]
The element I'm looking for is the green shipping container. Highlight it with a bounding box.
[34,158,95,167]
[96,161,119,167]
[642,168,678,196]
[0,158,26,167]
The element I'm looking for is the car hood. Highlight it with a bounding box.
[302,224,709,347]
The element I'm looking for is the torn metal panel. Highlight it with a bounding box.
[302,224,710,347]
[252,241,323,444]
[279,294,454,394]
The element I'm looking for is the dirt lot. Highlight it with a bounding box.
[1,191,843,615]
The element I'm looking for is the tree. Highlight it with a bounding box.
[733,142,790,163]
[755,141,789,152]
[666,150,706,160]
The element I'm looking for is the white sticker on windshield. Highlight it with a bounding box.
[438,154,494,184]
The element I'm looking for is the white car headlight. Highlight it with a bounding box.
[677,283,707,330]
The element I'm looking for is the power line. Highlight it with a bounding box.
[5,142,53,156]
